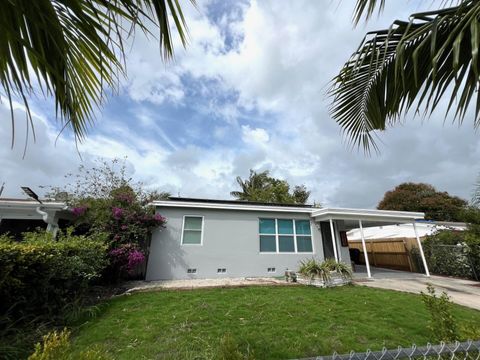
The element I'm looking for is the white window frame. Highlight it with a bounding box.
[181,215,204,246]
[277,218,296,254]
[259,218,314,254]
[259,218,277,253]
[295,219,315,254]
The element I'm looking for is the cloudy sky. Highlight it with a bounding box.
[1,0,479,208]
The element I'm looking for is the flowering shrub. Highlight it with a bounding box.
[74,187,166,246]
[109,244,145,273]
[71,205,88,217]
[71,186,167,281]
[112,207,123,220]
[107,244,146,281]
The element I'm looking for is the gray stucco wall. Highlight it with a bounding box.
[146,207,351,280]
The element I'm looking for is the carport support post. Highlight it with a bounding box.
[358,220,371,278]
[413,222,430,277]
[329,219,339,261]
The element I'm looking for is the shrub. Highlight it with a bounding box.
[298,258,352,284]
[299,258,329,282]
[421,284,459,342]
[321,258,353,279]
[28,328,110,360]
[106,243,146,282]
[0,230,108,320]
[420,229,479,279]
[70,186,167,282]
[28,329,71,360]
[71,186,166,250]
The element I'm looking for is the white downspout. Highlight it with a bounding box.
[36,207,59,237]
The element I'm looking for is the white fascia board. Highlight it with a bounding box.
[311,207,425,222]
[150,201,425,220]
[150,200,313,213]
[0,201,67,211]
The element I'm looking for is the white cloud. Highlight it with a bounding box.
[241,125,269,146]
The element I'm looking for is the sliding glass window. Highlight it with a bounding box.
[259,218,313,253]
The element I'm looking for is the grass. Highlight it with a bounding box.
[70,285,480,359]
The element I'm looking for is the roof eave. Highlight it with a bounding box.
[311,207,425,223]
[150,200,313,213]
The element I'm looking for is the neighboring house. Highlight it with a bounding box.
[146,197,429,280]
[0,198,71,239]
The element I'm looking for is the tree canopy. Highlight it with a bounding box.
[230,170,312,205]
[377,182,468,221]
[330,0,480,152]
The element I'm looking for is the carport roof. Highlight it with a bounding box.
[311,207,424,224]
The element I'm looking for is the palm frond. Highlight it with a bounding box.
[353,0,386,25]
[331,0,480,153]
[0,0,193,147]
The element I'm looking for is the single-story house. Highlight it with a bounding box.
[146,197,430,281]
[0,198,71,239]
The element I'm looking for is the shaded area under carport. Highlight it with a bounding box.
[353,265,426,280]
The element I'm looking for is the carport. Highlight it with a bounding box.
[310,208,430,278]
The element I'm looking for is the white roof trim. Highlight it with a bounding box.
[151,200,425,221]
[150,200,313,213]
[0,200,67,210]
[311,207,424,222]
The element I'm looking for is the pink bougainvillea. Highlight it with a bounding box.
[109,243,145,274]
[154,213,166,222]
[112,207,124,219]
[71,206,88,217]
[127,250,145,271]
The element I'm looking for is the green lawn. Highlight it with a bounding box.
[71,285,480,359]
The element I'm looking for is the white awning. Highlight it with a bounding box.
[310,207,424,227]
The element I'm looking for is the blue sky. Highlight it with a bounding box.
[1,0,479,207]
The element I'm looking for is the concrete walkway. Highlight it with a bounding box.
[125,277,290,293]
[354,266,480,310]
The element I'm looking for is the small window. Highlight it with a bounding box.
[217,268,226,273]
[187,268,197,274]
[279,235,295,252]
[260,235,276,252]
[267,267,276,273]
[182,216,203,245]
[297,236,313,252]
[295,220,311,235]
[259,219,276,234]
[277,219,293,234]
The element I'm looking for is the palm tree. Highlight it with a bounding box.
[330,0,480,152]
[230,170,271,201]
[1,0,192,147]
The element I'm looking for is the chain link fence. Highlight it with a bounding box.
[294,340,480,360]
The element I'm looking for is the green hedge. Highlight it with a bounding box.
[0,231,108,319]
[419,229,480,280]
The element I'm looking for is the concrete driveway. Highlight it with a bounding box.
[353,266,480,311]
